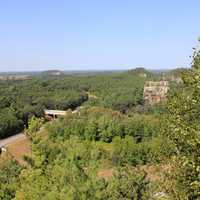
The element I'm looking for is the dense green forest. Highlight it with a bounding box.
[1,52,199,200]
[0,68,159,139]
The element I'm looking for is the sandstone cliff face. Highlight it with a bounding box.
[143,81,169,105]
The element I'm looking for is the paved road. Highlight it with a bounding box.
[0,133,26,148]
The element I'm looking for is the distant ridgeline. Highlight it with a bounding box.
[143,81,169,105]
[164,68,188,83]
[0,75,31,81]
[42,70,64,76]
[128,67,154,78]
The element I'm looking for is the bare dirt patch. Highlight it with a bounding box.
[7,137,31,165]
[139,164,171,182]
[97,168,113,179]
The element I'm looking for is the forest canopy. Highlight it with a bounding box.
[0,65,193,199]
[0,70,159,138]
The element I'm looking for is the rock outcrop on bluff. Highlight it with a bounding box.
[143,81,169,105]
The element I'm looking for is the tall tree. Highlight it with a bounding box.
[165,43,200,199]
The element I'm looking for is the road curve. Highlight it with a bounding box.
[0,106,83,149]
[0,133,26,148]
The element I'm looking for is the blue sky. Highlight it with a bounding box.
[0,0,199,72]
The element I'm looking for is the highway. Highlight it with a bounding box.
[0,133,26,148]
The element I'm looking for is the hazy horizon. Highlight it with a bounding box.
[0,66,188,73]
